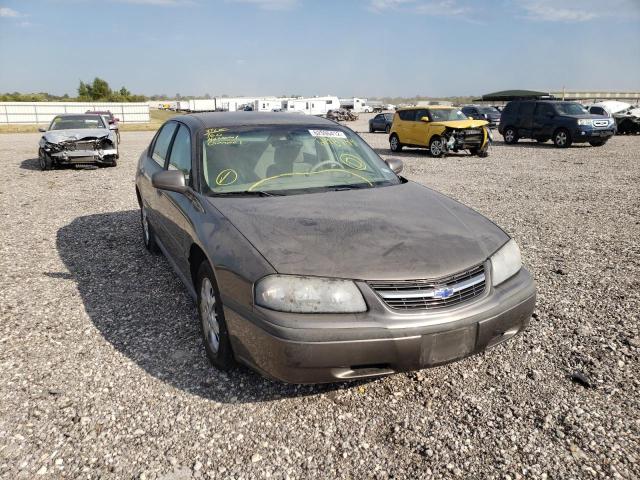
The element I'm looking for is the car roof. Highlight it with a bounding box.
[174,112,340,130]
[397,106,455,111]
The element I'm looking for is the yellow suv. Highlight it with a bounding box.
[389,106,491,157]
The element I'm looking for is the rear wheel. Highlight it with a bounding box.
[385,124,391,134]
[503,127,518,144]
[369,124,374,133]
[141,204,160,254]
[553,128,571,148]
[196,262,234,371]
[389,134,403,152]
[429,136,445,157]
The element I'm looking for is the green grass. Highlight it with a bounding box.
[0,109,180,134]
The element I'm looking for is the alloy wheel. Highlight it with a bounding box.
[141,207,150,245]
[556,131,567,146]
[200,277,220,354]
[390,136,398,150]
[505,129,514,143]
[430,140,443,156]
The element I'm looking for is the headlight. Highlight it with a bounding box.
[578,119,593,126]
[490,239,522,286]
[255,275,367,313]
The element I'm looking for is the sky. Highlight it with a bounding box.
[0,0,639,98]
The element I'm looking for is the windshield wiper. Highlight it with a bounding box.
[331,183,375,191]
[211,190,282,197]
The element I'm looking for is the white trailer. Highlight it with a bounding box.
[254,99,286,112]
[286,96,340,115]
[175,100,190,111]
[187,99,218,112]
[339,97,368,113]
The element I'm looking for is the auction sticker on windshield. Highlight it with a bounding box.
[308,130,347,138]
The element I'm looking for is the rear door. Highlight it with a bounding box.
[139,121,179,244]
[532,102,556,139]
[517,101,536,138]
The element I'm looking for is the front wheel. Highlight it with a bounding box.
[589,139,607,147]
[553,129,572,148]
[196,262,235,371]
[503,127,518,144]
[38,148,53,170]
[389,134,403,152]
[429,136,445,157]
[469,147,489,158]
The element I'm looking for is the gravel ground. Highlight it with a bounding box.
[1,115,639,479]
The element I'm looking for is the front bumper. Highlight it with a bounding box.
[574,127,615,142]
[225,267,536,384]
[50,148,118,164]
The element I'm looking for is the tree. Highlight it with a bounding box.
[119,86,131,97]
[91,78,111,100]
[78,81,90,99]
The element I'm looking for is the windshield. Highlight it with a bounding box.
[555,103,589,115]
[478,106,500,115]
[201,125,400,195]
[50,115,106,130]
[429,109,469,121]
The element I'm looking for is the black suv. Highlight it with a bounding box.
[498,100,616,148]
[461,105,501,128]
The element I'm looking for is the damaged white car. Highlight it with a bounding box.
[38,114,119,170]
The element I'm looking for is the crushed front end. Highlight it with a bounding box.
[442,125,491,156]
[39,134,118,168]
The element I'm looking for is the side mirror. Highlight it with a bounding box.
[152,170,188,194]
[385,158,404,174]
[420,116,430,122]
[38,127,46,133]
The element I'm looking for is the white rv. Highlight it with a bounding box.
[253,99,286,112]
[339,97,368,113]
[286,96,340,115]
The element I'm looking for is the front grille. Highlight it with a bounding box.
[368,264,486,311]
[593,120,609,127]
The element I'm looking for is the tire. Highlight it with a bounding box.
[38,148,53,170]
[553,128,572,148]
[369,124,374,133]
[429,136,445,157]
[140,204,160,254]
[116,131,121,144]
[469,147,489,157]
[389,134,403,152]
[385,124,391,134]
[196,261,234,371]
[589,139,607,147]
[503,127,518,144]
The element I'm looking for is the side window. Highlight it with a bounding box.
[519,102,536,116]
[536,103,554,116]
[167,125,192,182]
[413,109,429,121]
[151,122,178,166]
[398,110,414,121]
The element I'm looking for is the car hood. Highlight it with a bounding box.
[209,182,509,280]
[430,119,489,129]
[43,129,110,144]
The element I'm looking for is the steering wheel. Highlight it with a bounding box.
[311,160,343,172]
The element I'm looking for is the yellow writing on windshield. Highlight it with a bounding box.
[215,169,238,185]
[339,153,366,170]
[206,128,241,146]
[315,137,357,147]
